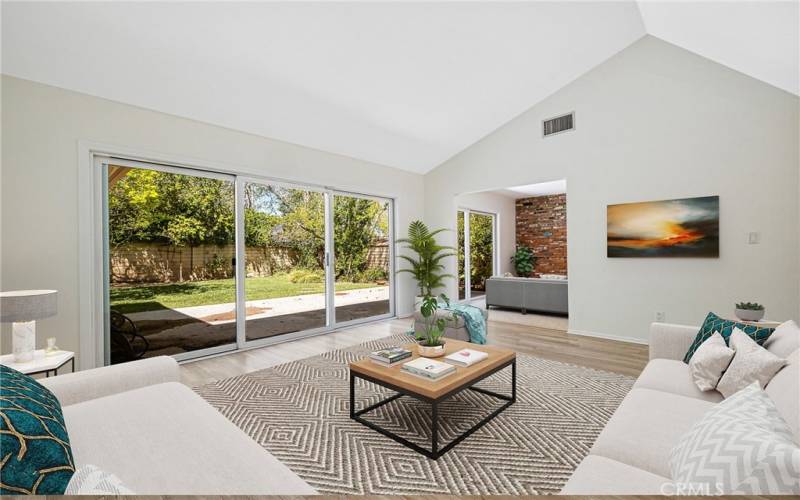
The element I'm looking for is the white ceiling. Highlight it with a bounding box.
[2,2,797,174]
[495,179,568,199]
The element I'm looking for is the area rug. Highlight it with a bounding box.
[195,333,634,495]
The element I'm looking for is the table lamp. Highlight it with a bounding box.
[0,290,58,362]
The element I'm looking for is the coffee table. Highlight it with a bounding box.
[349,339,516,460]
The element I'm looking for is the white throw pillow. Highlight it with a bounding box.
[65,465,134,495]
[716,328,786,398]
[670,382,800,494]
[763,320,800,358]
[689,331,735,391]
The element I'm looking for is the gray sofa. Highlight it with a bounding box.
[40,357,317,495]
[485,276,568,314]
[560,322,799,495]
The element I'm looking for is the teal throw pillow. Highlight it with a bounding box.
[0,365,75,494]
[683,312,775,363]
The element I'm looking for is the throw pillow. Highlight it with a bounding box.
[0,365,75,494]
[670,382,800,494]
[763,320,800,358]
[683,312,774,363]
[65,465,134,495]
[689,331,734,391]
[716,328,786,398]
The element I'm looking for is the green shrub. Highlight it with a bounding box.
[356,267,388,283]
[288,269,325,284]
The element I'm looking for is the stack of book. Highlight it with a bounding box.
[401,358,456,380]
[444,348,488,367]
[369,347,412,367]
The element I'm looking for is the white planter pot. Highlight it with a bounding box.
[735,308,765,322]
[417,342,446,358]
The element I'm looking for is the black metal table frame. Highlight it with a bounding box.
[349,358,516,460]
[26,357,75,378]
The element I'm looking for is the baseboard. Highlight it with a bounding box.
[567,328,649,345]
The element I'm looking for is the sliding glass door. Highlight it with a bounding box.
[457,209,496,302]
[105,160,238,364]
[333,194,392,324]
[103,156,395,363]
[242,182,328,341]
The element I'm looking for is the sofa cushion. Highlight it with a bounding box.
[670,382,800,494]
[689,331,735,391]
[765,349,799,440]
[62,382,316,495]
[589,388,715,478]
[683,312,774,362]
[764,320,800,358]
[716,328,786,398]
[633,359,723,403]
[559,455,671,495]
[0,365,75,494]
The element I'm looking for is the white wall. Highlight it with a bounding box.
[455,191,517,277]
[425,36,800,343]
[0,76,425,362]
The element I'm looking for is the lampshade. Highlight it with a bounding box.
[0,290,58,322]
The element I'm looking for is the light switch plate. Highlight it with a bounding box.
[748,232,760,244]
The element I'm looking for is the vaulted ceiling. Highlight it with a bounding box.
[3,1,797,174]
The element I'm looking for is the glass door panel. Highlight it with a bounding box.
[468,212,495,299]
[457,210,466,300]
[243,182,327,341]
[333,194,391,323]
[106,162,237,363]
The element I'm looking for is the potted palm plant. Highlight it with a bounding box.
[396,220,455,302]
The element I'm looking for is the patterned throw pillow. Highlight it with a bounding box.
[683,312,774,363]
[65,465,134,494]
[0,365,75,494]
[670,382,800,494]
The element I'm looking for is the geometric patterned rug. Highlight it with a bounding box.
[195,333,634,495]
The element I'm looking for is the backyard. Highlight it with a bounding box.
[110,274,381,314]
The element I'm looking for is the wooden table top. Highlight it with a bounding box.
[349,339,516,400]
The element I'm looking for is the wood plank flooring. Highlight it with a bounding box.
[180,316,649,387]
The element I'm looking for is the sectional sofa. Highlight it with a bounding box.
[485,276,568,314]
[560,322,799,494]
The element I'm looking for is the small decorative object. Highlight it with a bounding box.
[45,337,60,356]
[417,294,455,358]
[735,302,766,322]
[0,290,58,363]
[607,196,719,257]
[510,245,535,277]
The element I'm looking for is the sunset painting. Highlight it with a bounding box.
[607,196,719,258]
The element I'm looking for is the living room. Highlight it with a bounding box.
[1,1,799,496]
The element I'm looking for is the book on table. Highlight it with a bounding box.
[370,347,412,366]
[444,348,489,367]
[401,357,456,380]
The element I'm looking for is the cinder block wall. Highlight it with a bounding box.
[515,194,567,276]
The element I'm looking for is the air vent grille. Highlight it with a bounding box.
[543,112,574,137]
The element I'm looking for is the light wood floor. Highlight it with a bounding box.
[180,316,649,387]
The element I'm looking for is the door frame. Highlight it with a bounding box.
[457,207,498,303]
[84,144,397,368]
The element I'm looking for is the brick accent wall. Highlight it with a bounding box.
[515,194,567,276]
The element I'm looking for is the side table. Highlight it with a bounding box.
[0,349,75,377]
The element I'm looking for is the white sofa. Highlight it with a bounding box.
[40,357,317,495]
[561,322,799,495]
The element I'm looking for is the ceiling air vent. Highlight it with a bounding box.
[542,112,574,137]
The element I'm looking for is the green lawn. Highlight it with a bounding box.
[110,275,380,314]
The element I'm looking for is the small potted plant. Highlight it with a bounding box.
[735,302,765,322]
[417,294,455,358]
[510,245,536,277]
